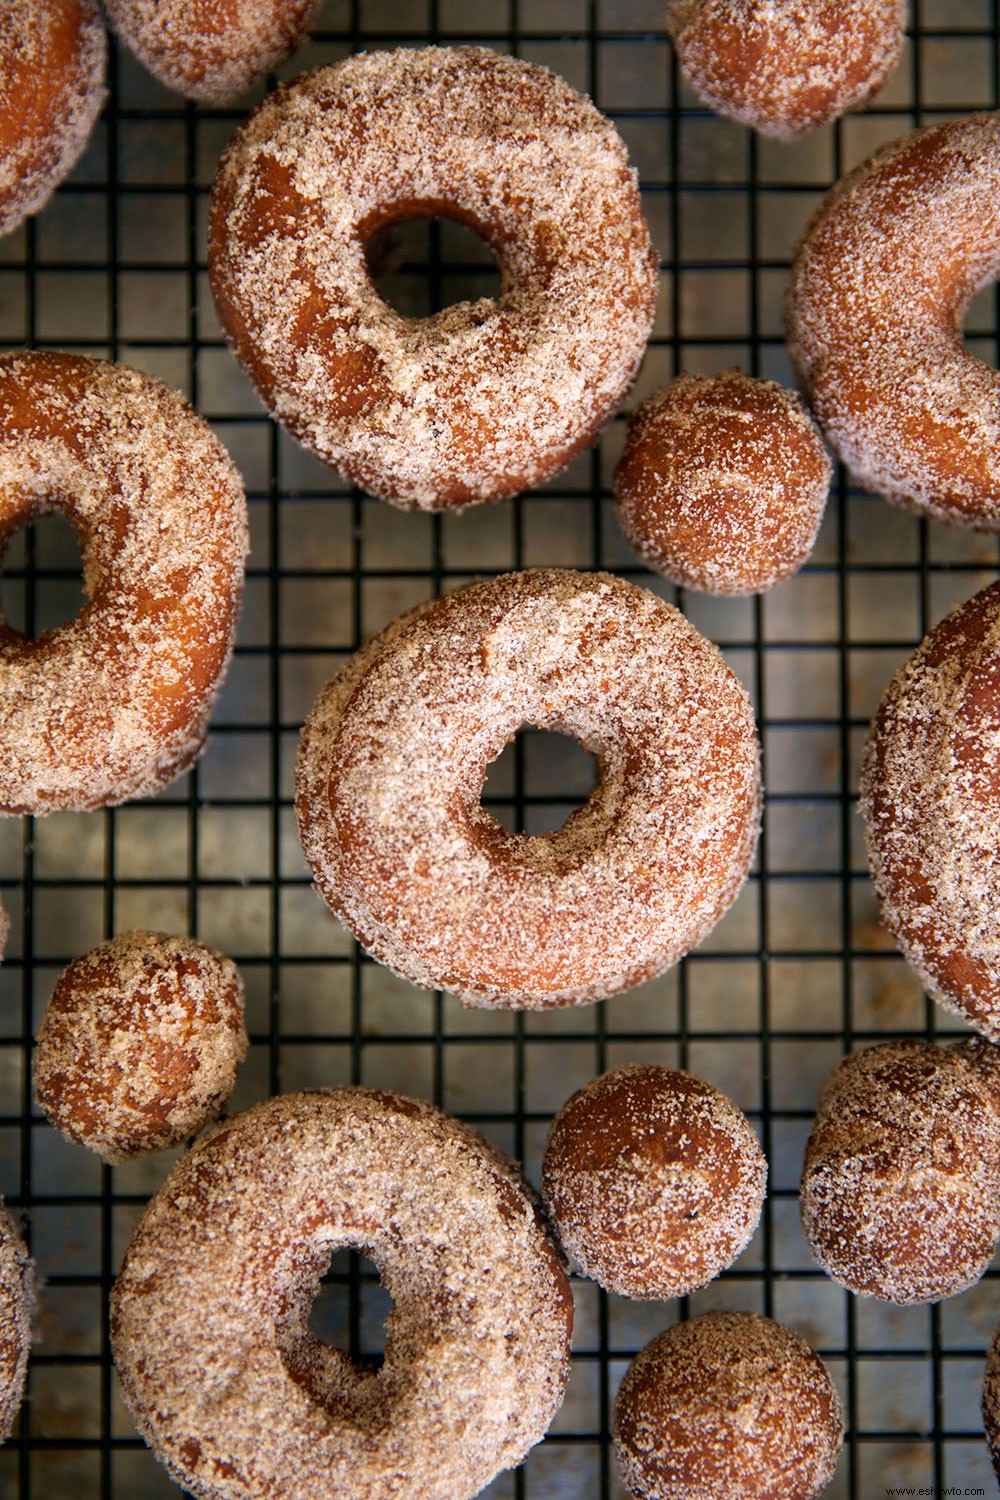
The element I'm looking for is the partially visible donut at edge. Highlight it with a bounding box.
[801,1039,1000,1305]
[208,46,658,509]
[666,0,905,141]
[613,1311,844,1500]
[983,1324,1000,1485]
[104,0,324,106]
[0,1204,31,1446]
[787,111,1000,528]
[294,569,761,1009]
[0,351,249,814]
[860,579,1000,1037]
[0,0,106,237]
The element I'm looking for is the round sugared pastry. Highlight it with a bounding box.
[800,1039,1000,1305]
[860,581,1000,1037]
[0,0,106,238]
[614,370,831,595]
[0,1204,32,1444]
[104,0,323,106]
[295,569,761,1010]
[666,0,904,141]
[208,46,658,510]
[111,1089,573,1500]
[983,1326,1000,1485]
[788,112,1000,529]
[0,351,248,815]
[613,1311,844,1500]
[541,1065,766,1298]
[33,931,247,1163]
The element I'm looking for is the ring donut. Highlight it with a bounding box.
[295,569,761,1009]
[0,0,106,238]
[208,46,658,509]
[0,352,248,814]
[787,112,1000,528]
[111,1088,573,1500]
[860,580,1000,1038]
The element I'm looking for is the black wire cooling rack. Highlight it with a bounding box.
[2,1,1000,1496]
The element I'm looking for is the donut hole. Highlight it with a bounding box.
[306,1248,392,1369]
[483,728,600,836]
[365,214,501,319]
[0,509,86,638]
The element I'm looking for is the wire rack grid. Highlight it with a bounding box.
[1,0,999,1496]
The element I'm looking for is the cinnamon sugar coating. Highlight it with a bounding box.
[0,1204,32,1446]
[800,1039,1000,1305]
[111,1088,573,1500]
[0,0,106,238]
[208,46,658,509]
[0,352,248,814]
[33,931,247,1164]
[104,0,323,106]
[983,1324,1000,1485]
[666,0,904,141]
[860,581,1000,1036]
[787,112,1000,529]
[613,1311,844,1500]
[294,569,761,1010]
[615,371,831,595]
[541,1065,766,1298]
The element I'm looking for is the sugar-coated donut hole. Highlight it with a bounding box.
[483,727,600,835]
[305,1248,392,1370]
[0,509,85,639]
[365,212,502,319]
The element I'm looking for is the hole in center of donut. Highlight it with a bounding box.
[365,215,501,318]
[0,510,86,638]
[483,729,599,836]
[307,1249,392,1370]
[965,281,999,350]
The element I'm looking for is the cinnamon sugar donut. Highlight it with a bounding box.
[983,1325,1000,1484]
[666,0,905,141]
[104,0,323,106]
[294,569,761,1010]
[0,352,248,815]
[613,1311,844,1500]
[787,112,1000,528]
[0,1204,31,1444]
[541,1065,766,1298]
[860,581,1000,1037]
[208,46,658,509]
[800,1039,1000,1304]
[33,931,247,1163]
[614,370,831,595]
[111,1088,573,1500]
[0,0,106,237]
